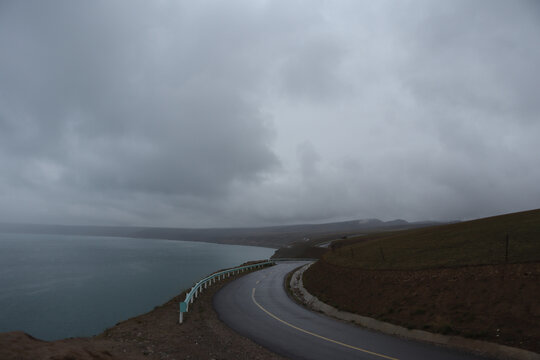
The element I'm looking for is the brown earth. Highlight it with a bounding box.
[0,269,285,360]
[303,260,540,353]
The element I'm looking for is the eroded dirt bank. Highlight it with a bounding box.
[303,260,540,354]
[0,271,285,360]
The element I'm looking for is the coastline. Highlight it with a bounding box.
[0,265,285,360]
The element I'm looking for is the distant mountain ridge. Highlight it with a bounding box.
[0,218,445,249]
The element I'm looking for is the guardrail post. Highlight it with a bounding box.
[179,302,187,323]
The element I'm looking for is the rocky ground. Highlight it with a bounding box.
[303,260,540,354]
[0,269,286,360]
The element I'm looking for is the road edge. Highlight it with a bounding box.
[290,263,540,360]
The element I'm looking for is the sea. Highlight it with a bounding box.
[0,232,274,340]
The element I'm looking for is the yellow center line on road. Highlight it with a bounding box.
[251,287,399,360]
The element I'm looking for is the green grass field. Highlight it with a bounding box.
[324,208,540,269]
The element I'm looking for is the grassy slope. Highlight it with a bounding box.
[324,208,540,269]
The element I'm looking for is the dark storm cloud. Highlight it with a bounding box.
[0,0,539,227]
[229,0,540,225]
[0,1,284,225]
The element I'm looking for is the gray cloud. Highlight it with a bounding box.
[280,35,350,102]
[0,0,539,227]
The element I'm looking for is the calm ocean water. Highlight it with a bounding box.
[0,232,274,340]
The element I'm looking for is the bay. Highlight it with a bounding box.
[0,232,274,340]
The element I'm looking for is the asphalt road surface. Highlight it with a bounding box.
[214,261,492,360]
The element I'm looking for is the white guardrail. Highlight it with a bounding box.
[179,260,275,323]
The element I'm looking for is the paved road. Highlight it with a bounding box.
[214,261,491,360]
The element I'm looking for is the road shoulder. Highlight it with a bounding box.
[290,263,540,360]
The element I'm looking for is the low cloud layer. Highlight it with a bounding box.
[1,0,539,227]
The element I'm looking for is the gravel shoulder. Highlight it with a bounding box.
[303,260,540,354]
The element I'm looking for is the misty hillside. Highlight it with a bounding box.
[0,218,443,249]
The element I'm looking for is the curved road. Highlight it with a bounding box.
[214,261,491,360]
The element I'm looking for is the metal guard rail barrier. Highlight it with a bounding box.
[271,258,318,262]
[179,260,275,323]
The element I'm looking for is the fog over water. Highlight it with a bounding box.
[1,1,539,227]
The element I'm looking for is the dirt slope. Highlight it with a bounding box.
[303,260,540,353]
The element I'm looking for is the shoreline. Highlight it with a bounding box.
[0,230,282,249]
[0,264,285,360]
[0,234,276,343]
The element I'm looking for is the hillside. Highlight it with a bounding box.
[324,208,540,269]
[302,209,540,353]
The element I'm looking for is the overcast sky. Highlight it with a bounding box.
[1,0,539,228]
